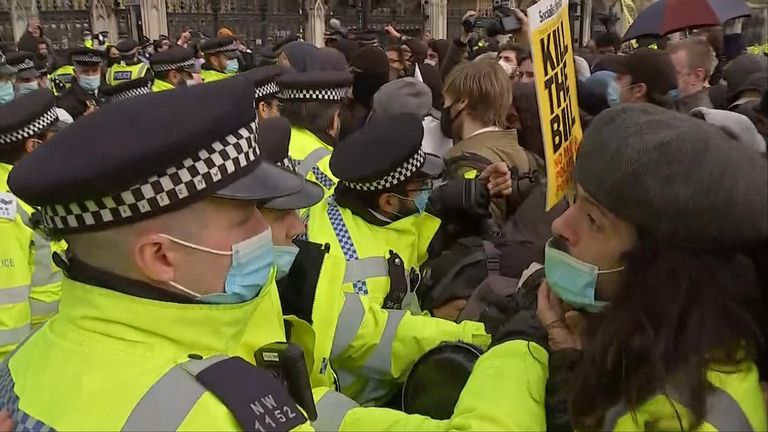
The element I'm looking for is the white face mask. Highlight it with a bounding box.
[498,60,515,77]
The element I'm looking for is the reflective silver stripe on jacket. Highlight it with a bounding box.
[29,299,59,317]
[121,355,228,431]
[0,285,30,306]
[602,386,753,431]
[311,390,358,431]
[0,324,31,347]
[359,310,404,379]
[331,294,365,360]
[16,205,62,291]
[343,257,389,285]
[296,147,332,177]
[330,294,405,405]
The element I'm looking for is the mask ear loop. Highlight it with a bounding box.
[167,281,202,299]
[158,234,232,255]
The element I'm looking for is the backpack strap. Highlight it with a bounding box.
[482,240,502,276]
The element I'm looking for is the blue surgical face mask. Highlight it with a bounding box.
[668,88,680,101]
[78,74,101,92]
[393,188,432,217]
[225,58,239,74]
[544,237,624,313]
[606,81,621,107]
[0,81,14,104]
[273,244,300,280]
[16,81,39,94]
[161,228,275,304]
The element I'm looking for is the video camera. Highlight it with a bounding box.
[462,0,521,38]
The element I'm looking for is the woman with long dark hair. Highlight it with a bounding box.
[537,103,767,430]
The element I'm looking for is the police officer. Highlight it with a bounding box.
[48,50,75,96]
[0,89,64,359]
[250,117,492,408]
[0,76,319,431]
[57,47,106,120]
[149,45,197,91]
[82,29,94,48]
[5,52,40,95]
[105,38,151,86]
[276,70,353,196]
[0,53,16,105]
[238,65,285,121]
[100,74,152,103]
[199,36,241,82]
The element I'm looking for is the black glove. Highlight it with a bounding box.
[428,178,491,219]
[491,309,548,350]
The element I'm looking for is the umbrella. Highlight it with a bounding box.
[622,0,752,42]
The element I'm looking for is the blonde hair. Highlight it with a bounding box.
[669,38,717,79]
[443,60,512,128]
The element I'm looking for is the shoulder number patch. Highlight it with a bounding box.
[195,356,307,431]
[0,192,17,221]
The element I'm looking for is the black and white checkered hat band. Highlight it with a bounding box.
[0,107,58,145]
[110,85,152,102]
[277,157,296,172]
[277,87,348,102]
[203,42,238,54]
[345,149,426,191]
[151,58,196,72]
[14,59,34,72]
[255,82,279,100]
[72,54,103,64]
[41,121,260,232]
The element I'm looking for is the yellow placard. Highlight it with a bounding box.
[527,0,584,210]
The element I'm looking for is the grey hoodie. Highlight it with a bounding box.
[690,107,766,153]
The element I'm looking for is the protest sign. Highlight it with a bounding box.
[527,0,583,210]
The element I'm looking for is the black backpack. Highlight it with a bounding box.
[418,182,567,332]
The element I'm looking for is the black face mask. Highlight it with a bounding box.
[440,104,465,140]
[107,57,120,67]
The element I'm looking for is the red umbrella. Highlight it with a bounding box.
[623,0,752,42]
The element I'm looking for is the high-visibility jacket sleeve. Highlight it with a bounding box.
[0,217,32,359]
[331,293,491,386]
[333,340,549,431]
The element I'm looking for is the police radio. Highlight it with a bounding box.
[254,342,318,421]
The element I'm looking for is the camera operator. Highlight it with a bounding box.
[440,6,529,81]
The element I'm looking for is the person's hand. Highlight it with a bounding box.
[432,298,467,321]
[511,8,529,35]
[479,162,512,198]
[384,24,401,39]
[0,410,14,432]
[537,280,582,351]
[84,100,97,116]
[460,10,477,43]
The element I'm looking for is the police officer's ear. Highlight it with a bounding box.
[378,191,402,217]
[134,233,180,284]
[631,82,648,101]
[328,107,341,138]
[257,100,276,120]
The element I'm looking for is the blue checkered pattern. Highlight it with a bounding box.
[310,166,336,191]
[0,361,55,431]
[326,198,368,295]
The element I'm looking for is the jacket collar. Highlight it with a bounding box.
[56,256,273,356]
[291,126,336,150]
